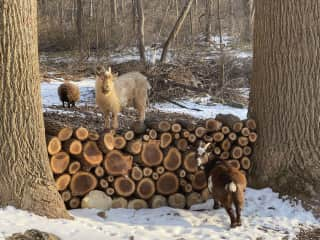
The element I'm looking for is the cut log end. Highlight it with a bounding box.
[128,199,148,209]
[168,193,186,209]
[160,132,173,149]
[183,152,198,173]
[212,132,224,142]
[187,192,203,208]
[63,139,82,155]
[114,176,135,197]
[205,119,222,132]
[70,171,97,196]
[191,171,207,191]
[136,178,155,200]
[248,132,258,143]
[171,123,182,133]
[69,197,81,209]
[163,147,182,171]
[149,195,167,208]
[50,151,70,174]
[232,122,244,133]
[245,119,257,130]
[112,197,128,208]
[114,136,127,150]
[46,136,62,155]
[240,157,251,170]
[124,130,135,141]
[104,150,133,176]
[131,166,143,181]
[55,174,71,191]
[143,167,153,177]
[82,141,103,167]
[231,146,243,159]
[68,161,81,175]
[74,127,89,141]
[156,172,179,195]
[141,141,163,167]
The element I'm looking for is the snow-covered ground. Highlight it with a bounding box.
[41,78,248,119]
[1,188,318,240]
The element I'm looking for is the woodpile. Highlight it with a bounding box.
[45,115,257,209]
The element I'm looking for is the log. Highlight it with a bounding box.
[141,140,163,167]
[171,123,182,133]
[231,146,243,159]
[81,141,103,167]
[99,178,109,189]
[205,119,222,132]
[94,166,105,178]
[128,199,148,209]
[177,169,186,178]
[213,146,222,156]
[163,147,182,171]
[103,150,133,176]
[70,171,97,196]
[156,172,179,195]
[183,151,198,173]
[173,133,180,140]
[136,178,155,199]
[98,132,114,153]
[195,127,207,138]
[168,193,186,209]
[55,174,71,191]
[180,178,187,187]
[148,129,158,140]
[241,127,250,137]
[228,132,237,141]
[248,132,258,143]
[220,151,230,160]
[124,130,135,141]
[187,174,195,182]
[181,130,190,138]
[69,197,81,209]
[114,135,127,150]
[131,121,147,134]
[112,197,128,208]
[152,172,159,180]
[61,190,72,202]
[131,166,143,181]
[221,139,231,151]
[88,131,100,141]
[176,119,196,132]
[228,159,241,169]
[243,146,252,156]
[160,132,172,149]
[44,119,73,141]
[191,171,207,191]
[143,167,153,177]
[62,138,82,155]
[68,161,81,174]
[212,132,224,142]
[143,134,150,141]
[156,166,165,175]
[232,121,244,133]
[182,183,193,193]
[245,118,257,130]
[125,139,142,155]
[175,138,188,152]
[187,133,197,143]
[186,192,203,208]
[106,187,115,196]
[46,136,62,155]
[146,120,171,132]
[240,157,251,170]
[203,135,213,142]
[238,136,249,147]
[73,127,89,141]
[50,151,70,174]
[114,176,135,197]
[107,175,114,183]
[215,114,241,128]
[221,126,231,135]
[149,195,167,208]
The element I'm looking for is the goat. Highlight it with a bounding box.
[95,66,150,129]
[57,82,80,108]
[197,142,247,228]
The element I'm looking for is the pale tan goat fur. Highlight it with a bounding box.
[96,67,150,129]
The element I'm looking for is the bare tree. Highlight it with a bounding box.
[205,0,213,42]
[135,0,146,63]
[0,0,70,218]
[249,1,320,197]
[76,0,83,52]
[160,0,194,63]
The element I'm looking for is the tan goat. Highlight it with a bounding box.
[95,66,150,129]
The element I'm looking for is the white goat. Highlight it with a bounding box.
[95,66,150,129]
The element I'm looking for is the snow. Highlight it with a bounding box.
[0,188,318,240]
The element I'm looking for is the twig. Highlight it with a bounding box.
[159,95,202,112]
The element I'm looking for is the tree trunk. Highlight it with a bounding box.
[135,0,146,63]
[249,1,320,197]
[205,0,212,42]
[160,0,194,63]
[0,0,70,218]
[240,0,251,43]
[110,0,118,38]
[76,0,83,52]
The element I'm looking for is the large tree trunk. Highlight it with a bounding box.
[0,0,70,218]
[160,0,194,63]
[135,0,146,63]
[239,0,251,43]
[205,0,213,42]
[249,1,320,197]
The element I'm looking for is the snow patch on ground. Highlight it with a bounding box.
[0,188,318,240]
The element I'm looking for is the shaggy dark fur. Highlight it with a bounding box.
[57,82,80,108]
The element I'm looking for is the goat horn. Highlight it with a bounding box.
[108,67,111,73]
[96,65,105,75]
[204,142,211,150]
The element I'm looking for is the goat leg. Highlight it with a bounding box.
[235,203,242,226]
[104,111,111,129]
[111,112,119,129]
[213,200,221,209]
[225,207,237,228]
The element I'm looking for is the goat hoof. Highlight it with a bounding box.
[236,221,242,227]
[230,223,238,228]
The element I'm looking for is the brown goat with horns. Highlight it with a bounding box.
[197,142,247,228]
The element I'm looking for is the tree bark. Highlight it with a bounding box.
[249,1,320,197]
[160,0,194,63]
[0,0,70,218]
[205,0,212,42]
[76,0,83,52]
[135,0,146,63]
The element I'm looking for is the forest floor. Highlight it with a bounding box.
[2,49,320,239]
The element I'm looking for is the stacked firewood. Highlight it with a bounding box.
[45,114,257,209]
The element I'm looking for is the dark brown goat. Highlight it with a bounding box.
[197,142,247,228]
[57,82,80,108]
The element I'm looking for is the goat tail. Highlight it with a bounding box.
[225,181,237,192]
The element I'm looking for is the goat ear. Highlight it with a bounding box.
[113,72,119,78]
[96,65,106,76]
